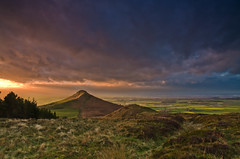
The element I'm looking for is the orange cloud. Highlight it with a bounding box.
[27,79,135,88]
[0,78,25,88]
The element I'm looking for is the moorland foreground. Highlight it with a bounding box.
[0,105,240,159]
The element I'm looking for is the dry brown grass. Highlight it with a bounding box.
[97,144,126,159]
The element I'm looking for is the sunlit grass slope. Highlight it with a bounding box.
[105,104,157,119]
[40,90,122,118]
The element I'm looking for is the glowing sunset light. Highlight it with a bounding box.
[0,79,24,88]
[28,80,135,88]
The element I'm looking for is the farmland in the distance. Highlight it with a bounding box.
[104,97,240,114]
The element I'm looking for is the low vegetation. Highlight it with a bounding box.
[0,104,239,158]
[152,114,240,159]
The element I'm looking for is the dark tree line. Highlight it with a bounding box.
[0,91,57,119]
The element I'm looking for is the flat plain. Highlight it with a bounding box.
[104,97,240,114]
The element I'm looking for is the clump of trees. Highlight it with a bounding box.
[0,91,57,119]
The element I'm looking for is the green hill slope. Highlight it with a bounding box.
[41,90,122,118]
[105,104,157,119]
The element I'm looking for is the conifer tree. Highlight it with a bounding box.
[0,91,57,119]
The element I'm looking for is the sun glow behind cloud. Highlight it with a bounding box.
[0,79,24,88]
[28,79,135,88]
[0,78,136,89]
[0,77,168,90]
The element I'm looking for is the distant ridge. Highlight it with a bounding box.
[105,104,157,119]
[41,90,122,118]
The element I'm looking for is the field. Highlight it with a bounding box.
[104,97,240,114]
[42,97,240,118]
[0,112,240,158]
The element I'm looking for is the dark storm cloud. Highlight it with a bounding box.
[0,0,240,91]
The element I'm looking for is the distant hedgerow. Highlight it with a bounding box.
[0,91,57,119]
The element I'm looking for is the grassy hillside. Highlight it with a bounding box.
[41,90,122,118]
[0,112,239,158]
[7,96,237,158]
[105,104,157,119]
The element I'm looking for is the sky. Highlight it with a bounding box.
[0,0,240,104]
